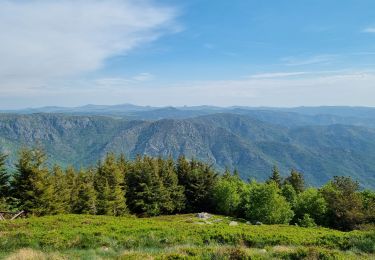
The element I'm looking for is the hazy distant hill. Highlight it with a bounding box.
[3,105,375,128]
[1,112,375,188]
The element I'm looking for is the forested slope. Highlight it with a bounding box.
[1,113,375,187]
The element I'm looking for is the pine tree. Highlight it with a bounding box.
[126,156,167,216]
[50,165,70,214]
[267,165,282,187]
[12,148,54,216]
[0,152,9,210]
[223,167,232,179]
[0,152,9,196]
[177,158,217,212]
[106,154,127,216]
[95,153,127,216]
[117,153,129,176]
[65,166,76,213]
[176,155,190,186]
[158,157,185,213]
[284,169,305,193]
[72,169,97,214]
[94,160,110,215]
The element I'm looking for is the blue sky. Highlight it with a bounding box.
[1,0,375,108]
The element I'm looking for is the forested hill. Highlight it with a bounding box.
[0,113,375,188]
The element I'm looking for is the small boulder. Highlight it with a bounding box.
[229,221,238,226]
[255,221,263,225]
[196,212,212,219]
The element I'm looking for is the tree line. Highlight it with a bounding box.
[0,148,374,231]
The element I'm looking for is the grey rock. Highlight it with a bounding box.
[196,212,212,219]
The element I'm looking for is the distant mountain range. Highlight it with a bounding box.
[1,105,375,188]
[2,104,375,127]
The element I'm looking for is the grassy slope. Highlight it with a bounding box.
[0,214,374,259]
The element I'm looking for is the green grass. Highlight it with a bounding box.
[0,214,374,259]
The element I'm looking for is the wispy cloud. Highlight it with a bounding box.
[94,73,154,88]
[164,70,375,107]
[362,27,375,33]
[281,55,336,66]
[133,73,154,82]
[249,72,308,79]
[0,0,178,87]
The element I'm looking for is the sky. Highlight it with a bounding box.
[1,0,375,109]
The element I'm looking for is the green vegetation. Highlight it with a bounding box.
[244,181,294,225]
[0,214,374,259]
[0,147,374,258]
[1,148,374,232]
[2,113,375,188]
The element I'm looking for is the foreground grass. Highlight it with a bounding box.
[0,214,374,259]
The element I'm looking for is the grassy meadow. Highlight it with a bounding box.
[0,214,374,259]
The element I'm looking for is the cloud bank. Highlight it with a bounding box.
[0,0,178,83]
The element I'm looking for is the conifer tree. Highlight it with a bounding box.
[126,156,167,216]
[72,169,97,214]
[223,167,232,179]
[50,165,70,214]
[284,169,305,193]
[106,154,127,216]
[95,153,127,216]
[233,168,240,178]
[267,165,282,187]
[0,152,9,210]
[0,152,9,195]
[94,160,110,215]
[176,155,191,186]
[158,157,185,213]
[117,153,129,176]
[65,166,76,213]
[177,158,217,212]
[12,147,54,216]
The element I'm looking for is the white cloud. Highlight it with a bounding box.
[0,0,178,86]
[282,55,336,66]
[156,71,375,107]
[92,73,154,89]
[133,72,154,81]
[362,27,375,33]
[249,72,308,79]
